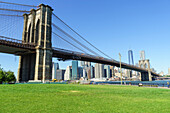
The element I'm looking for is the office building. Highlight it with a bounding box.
[72,60,79,80]
[52,62,59,80]
[125,69,132,78]
[128,50,134,65]
[91,65,95,78]
[87,66,91,79]
[110,66,114,77]
[104,65,110,78]
[56,69,65,80]
[78,67,83,78]
[64,66,72,80]
[81,61,91,79]
[80,61,85,67]
[95,63,104,79]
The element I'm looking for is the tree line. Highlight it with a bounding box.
[0,67,16,84]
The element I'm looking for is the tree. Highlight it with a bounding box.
[0,69,5,84]
[6,71,16,83]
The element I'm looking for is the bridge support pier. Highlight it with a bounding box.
[17,54,36,82]
[17,4,53,82]
[34,48,52,81]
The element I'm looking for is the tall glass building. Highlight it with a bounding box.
[104,65,110,78]
[72,60,78,80]
[52,62,59,80]
[95,63,104,79]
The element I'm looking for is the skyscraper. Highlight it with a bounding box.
[56,69,65,80]
[140,50,145,60]
[95,63,99,78]
[80,61,85,67]
[78,67,83,78]
[95,63,104,79]
[64,66,72,80]
[72,60,79,80]
[128,50,134,65]
[91,65,95,78]
[81,61,91,79]
[128,50,134,78]
[104,65,110,78]
[52,62,59,80]
[110,66,114,77]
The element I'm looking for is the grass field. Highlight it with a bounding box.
[0,84,170,113]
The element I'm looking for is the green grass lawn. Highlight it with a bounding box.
[0,84,170,113]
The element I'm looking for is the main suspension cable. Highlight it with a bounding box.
[52,13,113,59]
[52,32,87,54]
[52,23,100,56]
[0,14,23,17]
[0,1,37,7]
[0,8,30,12]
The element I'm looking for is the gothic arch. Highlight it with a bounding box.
[35,19,40,44]
[27,23,31,43]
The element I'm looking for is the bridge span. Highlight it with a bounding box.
[0,36,159,77]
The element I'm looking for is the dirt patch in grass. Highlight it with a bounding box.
[61,90,80,93]
[70,90,80,93]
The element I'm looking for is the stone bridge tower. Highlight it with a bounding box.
[139,59,152,81]
[17,4,53,82]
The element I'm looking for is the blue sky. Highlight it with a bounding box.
[0,0,170,76]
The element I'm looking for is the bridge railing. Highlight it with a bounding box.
[0,35,36,48]
[52,47,105,58]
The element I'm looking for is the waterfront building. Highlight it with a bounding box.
[78,67,83,78]
[52,62,59,80]
[81,61,91,79]
[83,68,86,78]
[95,63,104,79]
[91,65,95,78]
[110,66,114,77]
[125,69,132,78]
[64,66,72,80]
[87,66,91,79]
[72,60,79,80]
[104,65,110,78]
[56,69,65,80]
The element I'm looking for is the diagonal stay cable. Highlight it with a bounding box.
[0,8,30,12]
[52,13,113,59]
[0,1,37,7]
[52,23,100,56]
[0,14,23,17]
[52,32,87,54]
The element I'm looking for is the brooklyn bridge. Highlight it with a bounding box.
[0,1,160,82]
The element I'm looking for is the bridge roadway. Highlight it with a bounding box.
[0,36,160,77]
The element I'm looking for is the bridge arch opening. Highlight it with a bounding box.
[27,23,31,43]
[144,63,148,69]
[35,19,40,44]
[140,64,144,68]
